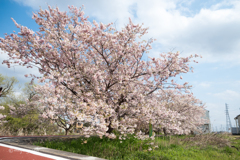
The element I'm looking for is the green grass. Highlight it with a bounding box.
[33,133,240,160]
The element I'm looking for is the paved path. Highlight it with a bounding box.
[0,143,68,160]
[0,136,106,160]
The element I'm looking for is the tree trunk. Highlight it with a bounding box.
[107,125,114,134]
[163,128,167,136]
[190,130,195,135]
[106,117,114,134]
[65,129,69,135]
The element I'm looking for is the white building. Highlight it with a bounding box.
[232,114,240,135]
[200,109,211,133]
[194,109,211,134]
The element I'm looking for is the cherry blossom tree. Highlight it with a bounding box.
[0,5,204,138]
[34,82,86,135]
[154,90,207,135]
[0,106,6,125]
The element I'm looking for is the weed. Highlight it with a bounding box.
[33,133,240,160]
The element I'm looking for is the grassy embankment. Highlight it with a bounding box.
[33,133,240,160]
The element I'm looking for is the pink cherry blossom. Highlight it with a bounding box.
[0,5,206,138]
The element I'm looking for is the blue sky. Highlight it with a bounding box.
[1,0,240,132]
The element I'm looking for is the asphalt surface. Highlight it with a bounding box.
[0,135,106,160]
[0,143,62,160]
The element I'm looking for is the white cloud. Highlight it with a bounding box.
[12,0,240,64]
[199,82,211,88]
[212,90,240,100]
[138,1,240,64]
[13,91,22,97]
[13,0,136,28]
[235,81,240,86]
[0,49,41,85]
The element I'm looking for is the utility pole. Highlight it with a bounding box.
[225,103,232,132]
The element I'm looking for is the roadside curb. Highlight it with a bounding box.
[0,136,106,160]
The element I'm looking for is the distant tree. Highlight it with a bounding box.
[0,74,18,129]
[0,74,18,98]
[0,82,58,136]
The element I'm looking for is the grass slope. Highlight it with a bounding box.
[33,133,240,160]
